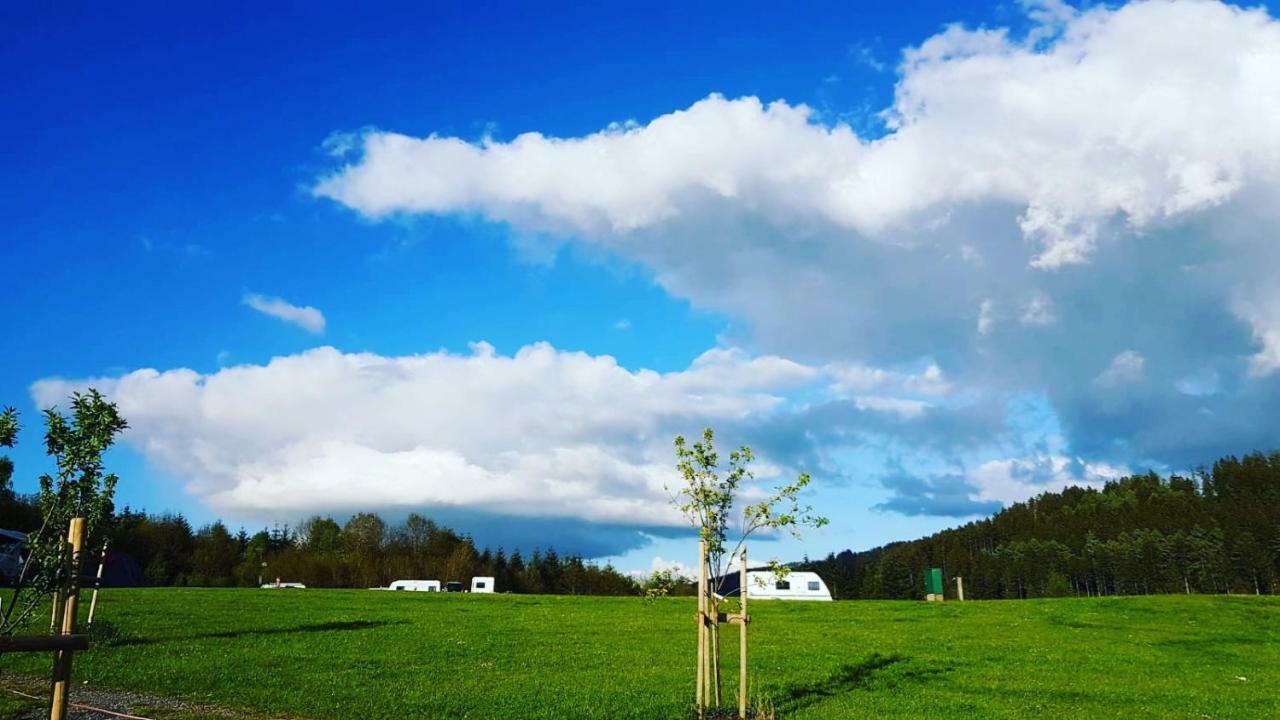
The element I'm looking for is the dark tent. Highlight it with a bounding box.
[98,551,144,588]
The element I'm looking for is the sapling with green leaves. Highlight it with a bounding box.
[1,390,127,635]
[672,427,827,590]
[670,427,827,709]
[0,407,18,499]
[642,567,689,603]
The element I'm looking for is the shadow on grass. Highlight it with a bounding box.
[110,619,404,646]
[773,653,905,714]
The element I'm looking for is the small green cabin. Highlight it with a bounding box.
[923,567,944,596]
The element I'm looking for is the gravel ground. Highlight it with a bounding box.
[1,674,273,720]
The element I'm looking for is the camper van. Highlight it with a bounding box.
[714,568,832,601]
[0,530,26,585]
[374,577,493,593]
[388,580,441,592]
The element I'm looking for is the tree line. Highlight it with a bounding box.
[801,451,1280,599]
[0,495,637,595]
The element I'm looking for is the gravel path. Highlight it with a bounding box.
[1,674,279,720]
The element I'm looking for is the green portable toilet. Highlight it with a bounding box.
[923,567,944,600]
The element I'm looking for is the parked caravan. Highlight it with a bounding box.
[0,529,26,585]
[714,568,832,601]
[470,576,495,593]
[388,580,441,592]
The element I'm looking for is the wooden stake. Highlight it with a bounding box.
[704,543,714,710]
[49,537,68,635]
[50,517,85,720]
[86,540,108,629]
[738,548,748,719]
[696,540,706,715]
[710,604,721,707]
[956,576,965,602]
[48,586,60,635]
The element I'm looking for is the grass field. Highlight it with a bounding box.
[0,590,1276,719]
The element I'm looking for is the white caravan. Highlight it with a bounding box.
[0,529,27,584]
[715,568,832,601]
[470,576,495,593]
[388,579,441,592]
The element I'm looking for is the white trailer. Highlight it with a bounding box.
[387,579,441,592]
[715,569,832,601]
[0,529,27,584]
[470,576,495,593]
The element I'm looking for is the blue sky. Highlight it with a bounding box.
[5,1,1280,575]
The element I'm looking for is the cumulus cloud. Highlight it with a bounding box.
[968,455,1129,506]
[316,1,1280,271]
[242,293,326,334]
[30,344,801,524]
[314,0,1280,476]
[1235,296,1280,378]
[33,341,1051,551]
[635,555,696,581]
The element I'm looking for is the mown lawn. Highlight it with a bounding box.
[0,590,1275,719]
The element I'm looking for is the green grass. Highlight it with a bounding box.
[1,590,1276,719]
[0,693,39,718]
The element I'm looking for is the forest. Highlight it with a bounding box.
[801,451,1280,599]
[0,491,637,595]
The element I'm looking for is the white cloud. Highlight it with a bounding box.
[969,454,1128,506]
[321,129,373,158]
[640,555,695,580]
[30,343,830,525]
[977,299,995,336]
[1093,350,1146,389]
[1019,295,1057,327]
[33,342,1026,532]
[242,293,326,334]
[1247,327,1280,378]
[295,0,1280,518]
[907,364,951,396]
[316,0,1280,468]
[826,361,950,397]
[825,361,951,419]
[1235,297,1280,377]
[316,1,1280,273]
[854,396,931,419]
